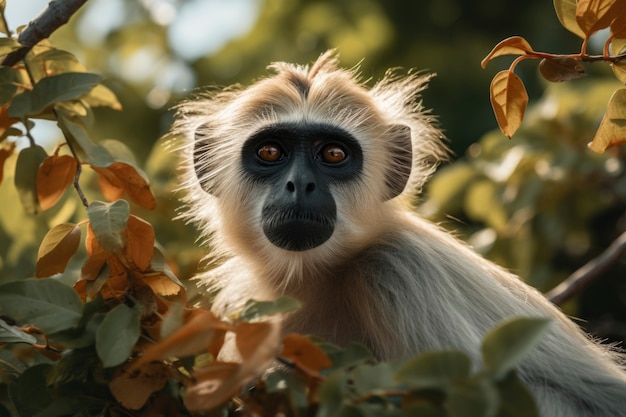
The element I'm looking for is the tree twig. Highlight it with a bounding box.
[1,0,88,67]
[546,231,626,305]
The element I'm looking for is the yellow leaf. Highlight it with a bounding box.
[36,154,77,211]
[83,85,122,111]
[109,363,170,410]
[280,333,332,373]
[481,36,535,69]
[36,223,81,277]
[576,0,619,36]
[143,274,182,296]
[588,88,626,152]
[489,70,529,138]
[612,61,626,84]
[554,0,586,38]
[0,141,15,185]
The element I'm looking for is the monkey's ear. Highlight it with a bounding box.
[384,124,412,200]
[193,127,215,194]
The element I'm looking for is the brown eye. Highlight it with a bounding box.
[321,144,346,164]
[257,144,282,162]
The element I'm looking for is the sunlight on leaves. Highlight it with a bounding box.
[36,154,77,211]
[36,223,81,277]
[481,36,535,69]
[489,70,529,138]
[575,0,619,37]
[554,0,586,38]
[588,88,626,152]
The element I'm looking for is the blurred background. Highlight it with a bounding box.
[2,0,626,343]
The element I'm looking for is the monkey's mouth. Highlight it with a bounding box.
[262,208,336,251]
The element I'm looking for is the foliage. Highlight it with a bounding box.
[0,2,556,416]
[482,0,626,152]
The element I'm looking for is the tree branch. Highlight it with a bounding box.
[1,0,88,67]
[546,231,626,306]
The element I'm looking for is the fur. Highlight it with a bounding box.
[172,50,626,416]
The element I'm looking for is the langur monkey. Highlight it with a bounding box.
[174,50,626,416]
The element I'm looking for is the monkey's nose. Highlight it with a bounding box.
[286,181,316,194]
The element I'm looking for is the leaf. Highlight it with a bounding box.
[184,362,242,411]
[94,162,156,210]
[14,144,48,214]
[131,309,232,370]
[87,200,130,254]
[0,38,20,56]
[280,333,333,373]
[481,36,535,69]
[30,72,103,115]
[538,57,586,82]
[496,371,539,417]
[83,84,122,111]
[36,154,77,211]
[151,246,185,288]
[489,70,529,138]
[0,319,38,344]
[36,223,81,277]
[0,140,15,185]
[448,378,499,417]
[481,317,551,378]
[588,88,626,152]
[0,279,82,334]
[611,61,626,84]
[576,0,619,37]
[235,320,282,363]
[96,303,142,368]
[239,296,302,321]
[351,362,398,395]
[109,363,170,410]
[553,0,586,39]
[125,215,155,270]
[394,350,472,390]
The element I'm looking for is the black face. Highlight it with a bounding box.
[241,122,363,251]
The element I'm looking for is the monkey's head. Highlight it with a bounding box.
[176,51,446,266]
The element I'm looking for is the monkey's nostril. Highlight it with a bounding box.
[306,182,315,193]
[286,181,295,192]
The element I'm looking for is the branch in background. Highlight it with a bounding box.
[546,231,626,306]
[1,0,88,67]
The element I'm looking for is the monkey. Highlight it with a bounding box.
[172,50,626,416]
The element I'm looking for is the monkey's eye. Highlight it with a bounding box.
[320,144,347,164]
[257,143,283,162]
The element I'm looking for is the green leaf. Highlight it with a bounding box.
[239,296,302,321]
[448,378,499,417]
[30,72,103,115]
[0,66,20,106]
[481,318,551,378]
[56,109,115,166]
[0,279,82,334]
[403,403,447,417]
[317,370,349,417]
[351,362,398,395]
[14,144,47,214]
[319,342,374,370]
[95,303,142,367]
[49,295,106,348]
[151,247,185,288]
[495,372,539,417]
[0,319,37,344]
[395,350,472,390]
[16,364,54,409]
[87,199,130,253]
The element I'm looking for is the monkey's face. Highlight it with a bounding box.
[240,122,363,251]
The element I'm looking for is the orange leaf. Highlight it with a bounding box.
[36,154,77,211]
[109,162,156,210]
[554,0,587,39]
[489,70,528,138]
[280,333,332,373]
[125,215,155,271]
[576,0,619,36]
[0,105,19,137]
[0,141,16,185]
[131,309,232,370]
[93,166,125,201]
[184,362,242,411]
[36,223,81,277]
[109,363,171,410]
[588,88,626,152]
[481,36,535,69]
[538,57,586,82]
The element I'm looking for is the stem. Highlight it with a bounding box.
[65,136,89,208]
[1,0,89,67]
[546,231,626,305]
